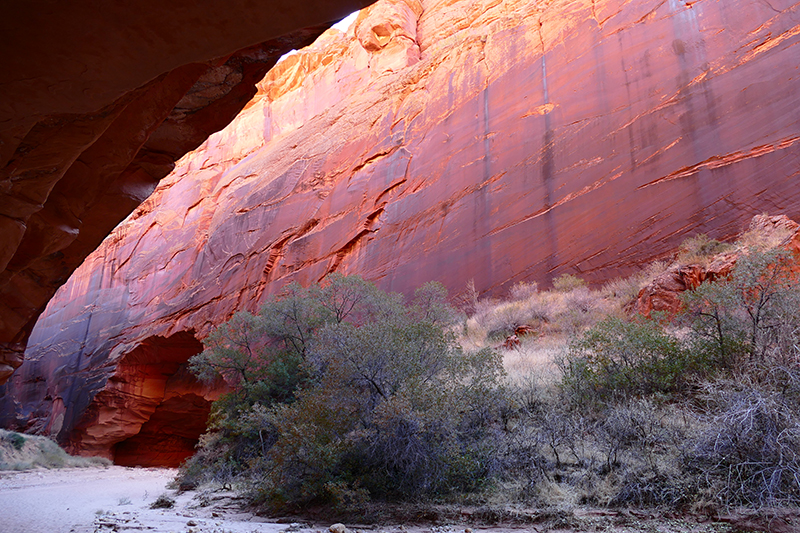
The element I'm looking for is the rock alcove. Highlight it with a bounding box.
[66,331,225,467]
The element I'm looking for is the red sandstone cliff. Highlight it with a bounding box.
[0,0,376,384]
[1,0,799,465]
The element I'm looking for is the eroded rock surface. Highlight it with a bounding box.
[0,0,376,384]
[2,0,800,464]
[635,214,800,316]
[634,257,738,317]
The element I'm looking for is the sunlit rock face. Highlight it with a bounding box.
[1,0,799,464]
[0,0,376,385]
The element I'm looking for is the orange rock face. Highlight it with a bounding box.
[635,215,800,316]
[0,0,376,384]
[2,0,800,465]
[634,258,737,317]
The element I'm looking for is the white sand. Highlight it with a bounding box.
[0,466,285,533]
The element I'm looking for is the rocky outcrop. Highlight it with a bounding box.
[635,214,800,316]
[634,255,737,317]
[0,0,376,384]
[2,0,800,464]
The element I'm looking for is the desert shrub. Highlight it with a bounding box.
[454,279,480,317]
[409,279,460,325]
[595,399,679,473]
[510,281,538,300]
[249,320,504,508]
[601,276,642,305]
[678,248,800,509]
[609,470,692,508]
[150,494,176,509]
[181,276,506,510]
[600,261,672,308]
[560,316,694,407]
[5,432,25,451]
[475,298,549,343]
[498,379,693,508]
[687,381,800,508]
[183,274,395,486]
[682,248,800,370]
[550,246,800,510]
[552,273,585,292]
[514,384,589,468]
[482,301,527,341]
[496,377,587,502]
[176,431,238,491]
[184,313,306,486]
[557,287,606,334]
[521,296,552,325]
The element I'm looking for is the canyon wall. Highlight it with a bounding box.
[0,0,375,384]
[1,0,799,465]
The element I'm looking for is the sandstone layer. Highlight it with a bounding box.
[0,0,376,384]
[1,0,799,465]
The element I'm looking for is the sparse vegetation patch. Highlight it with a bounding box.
[149,493,176,509]
[0,429,110,470]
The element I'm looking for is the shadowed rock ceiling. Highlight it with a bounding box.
[0,0,376,385]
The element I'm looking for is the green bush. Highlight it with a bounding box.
[183,274,391,487]
[561,316,696,407]
[7,432,25,451]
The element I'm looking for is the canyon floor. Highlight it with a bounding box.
[0,465,751,533]
[0,466,280,533]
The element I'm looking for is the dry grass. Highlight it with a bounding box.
[675,234,732,265]
[458,267,669,379]
[464,284,613,345]
[736,215,796,251]
[502,334,565,385]
[600,260,671,303]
